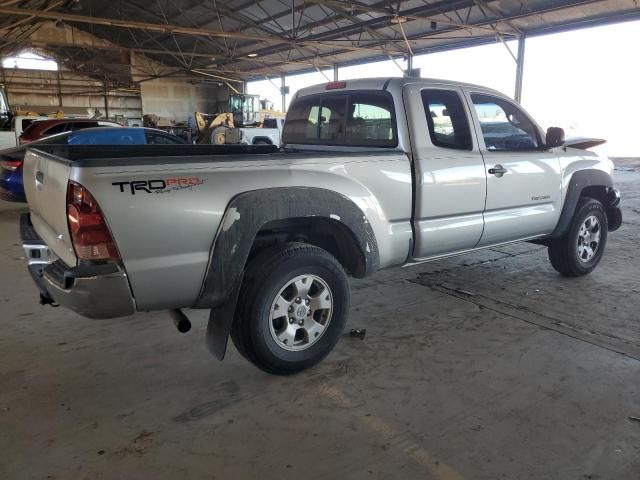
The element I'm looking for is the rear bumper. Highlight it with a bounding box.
[21,213,136,319]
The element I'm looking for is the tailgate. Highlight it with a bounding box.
[23,148,77,267]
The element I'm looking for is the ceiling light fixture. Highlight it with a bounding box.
[247,53,258,58]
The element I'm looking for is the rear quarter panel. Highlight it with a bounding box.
[74,152,412,310]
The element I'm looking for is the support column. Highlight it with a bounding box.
[280,73,286,113]
[333,64,338,81]
[56,69,63,107]
[514,35,526,103]
[102,81,109,119]
[406,54,413,77]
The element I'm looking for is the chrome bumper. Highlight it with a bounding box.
[21,213,136,319]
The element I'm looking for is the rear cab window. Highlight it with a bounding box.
[263,118,278,129]
[283,91,397,147]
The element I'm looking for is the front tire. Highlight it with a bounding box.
[548,197,608,276]
[231,243,350,375]
[211,126,229,145]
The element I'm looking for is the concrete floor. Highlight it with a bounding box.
[1,169,639,480]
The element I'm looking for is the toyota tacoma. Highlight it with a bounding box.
[19,78,622,374]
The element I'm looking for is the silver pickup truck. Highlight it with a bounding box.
[20,78,622,375]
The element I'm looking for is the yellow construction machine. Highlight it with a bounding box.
[195,93,282,145]
[194,111,235,145]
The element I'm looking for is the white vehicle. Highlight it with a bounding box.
[233,117,285,147]
[0,115,48,149]
[0,86,47,148]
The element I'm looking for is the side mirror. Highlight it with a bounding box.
[546,127,565,149]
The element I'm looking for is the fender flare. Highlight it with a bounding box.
[549,169,613,238]
[196,187,379,359]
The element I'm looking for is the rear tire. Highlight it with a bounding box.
[231,243,350,375]
[548,197,608,276]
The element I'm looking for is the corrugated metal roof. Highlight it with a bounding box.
[1,0,638,86]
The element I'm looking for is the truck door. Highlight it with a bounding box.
[403,84,487,259]
[464,90,562,247]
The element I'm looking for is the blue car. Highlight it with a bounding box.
[0,127,186,202]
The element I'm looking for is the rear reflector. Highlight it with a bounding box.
[325,81,347,90]
[0,160,23,171]
[67,181,120,261]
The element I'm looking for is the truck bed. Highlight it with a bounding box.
[23,143,413,312]
[27,143,280,166]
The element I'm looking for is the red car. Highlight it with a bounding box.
[18,118,122,144]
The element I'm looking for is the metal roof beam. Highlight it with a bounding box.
[0,6,404,57]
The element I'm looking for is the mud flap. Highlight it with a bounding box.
[205,280,242,360]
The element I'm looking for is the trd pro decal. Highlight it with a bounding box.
[112,177,205,194]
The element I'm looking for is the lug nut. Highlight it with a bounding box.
[305,299,310,305]
[289,317,295,324]
[288,306,293,312]
[298,320,304,326]
[296,297,301,303]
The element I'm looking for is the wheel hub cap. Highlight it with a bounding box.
[577,215,601,263]
[269,274,333,351]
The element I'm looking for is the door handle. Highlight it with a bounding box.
[488,165,507,177]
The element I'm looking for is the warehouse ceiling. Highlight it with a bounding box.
[1,0,639,87]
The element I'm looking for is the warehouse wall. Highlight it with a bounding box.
[138,78,223,122]
[2,23,143,122]
[131,55,229,123]
[1,67,142,121]
[1,22,229,124]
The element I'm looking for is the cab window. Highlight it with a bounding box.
[282,96,318,142]
[471,94,540,151]
[282,91,396,147]
[263,118,278,129]
[421,89,472,150]
[346,93,395,146]
[318,96,347,142]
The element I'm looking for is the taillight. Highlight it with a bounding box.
[0,160,22,171]
[67,181,120,261]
